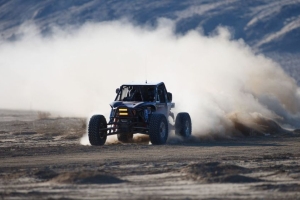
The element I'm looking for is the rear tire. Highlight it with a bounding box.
[88,115,107,146]
[149,114,168,145]
[175,112,192,138]
[117,133,133,143]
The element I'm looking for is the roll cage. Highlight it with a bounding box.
[115,83,172,103]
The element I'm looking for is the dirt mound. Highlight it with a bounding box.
[34,169,58,180]
[50,171,125,184]
[216,174,261,183]
[254,183,300,192]
[13,131,37,135]
[34,168,126,184]
[227,112,293,137]
[293,129,300,134]
[233,121,264,136]
[182,162,260,183]
[183,162,249,176]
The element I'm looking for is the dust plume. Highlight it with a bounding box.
[1,19,300,145]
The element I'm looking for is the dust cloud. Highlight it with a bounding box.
[1,19,300,145]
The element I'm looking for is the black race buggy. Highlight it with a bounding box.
[88,82,192,145]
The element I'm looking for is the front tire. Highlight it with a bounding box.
[149,114,168,145]
[88,115,107,146]
[175,112,192,138]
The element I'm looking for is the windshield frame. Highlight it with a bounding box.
[115,85,157,102]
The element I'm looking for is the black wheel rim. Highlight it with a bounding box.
[159,121,166,138]
[184,120,190,136]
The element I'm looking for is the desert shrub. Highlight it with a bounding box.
[79,118,87,129]
[37,111,51,120]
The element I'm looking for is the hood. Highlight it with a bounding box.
[110,101,155,109]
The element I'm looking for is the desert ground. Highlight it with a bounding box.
[0,109,300,199]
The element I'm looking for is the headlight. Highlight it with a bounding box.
[118,108,128,116]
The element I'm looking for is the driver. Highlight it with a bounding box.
[147,88,155,102]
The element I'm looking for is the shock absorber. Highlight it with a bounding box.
[144,108,149,122]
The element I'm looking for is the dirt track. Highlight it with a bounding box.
[0,110,300,199]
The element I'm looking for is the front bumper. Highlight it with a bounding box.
[104,107,149,135]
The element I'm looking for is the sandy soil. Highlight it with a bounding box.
[0,109,300,199]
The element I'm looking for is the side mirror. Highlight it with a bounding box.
[116,88,120,94]
[167,92,172,102]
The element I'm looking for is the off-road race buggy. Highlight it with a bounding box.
[88,82,192,145]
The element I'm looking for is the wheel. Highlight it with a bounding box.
[149,114,168,145]
[175,112,192,138]
[88,115,107,146]
[117,133,133,143]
